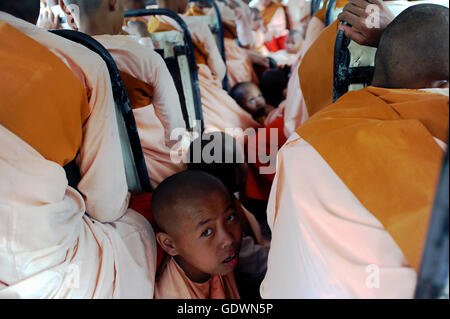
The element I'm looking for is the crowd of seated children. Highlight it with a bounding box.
[2,0,447,300]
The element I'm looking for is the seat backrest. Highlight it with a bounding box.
[333,23,375,102]
[125,9,205,134]
[311,0,325,17]
[325,0,345,27]
[50,29,152,194]
[415,145,449,299]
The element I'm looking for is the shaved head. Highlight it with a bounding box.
[122,0,146,10]
[60,0,124,35]
[372,4,449,89]
[61,0,104,15]
[157,0,189,14]
[151,170,232,236]
[187,132,247,193]
[0,0,41,24]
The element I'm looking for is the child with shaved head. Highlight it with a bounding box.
[152,170,242,299]
[231,82,275,126]
[187,132,270,299]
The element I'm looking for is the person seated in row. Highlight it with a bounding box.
[186,132,270,298]
[0,0,156,298]
[230,82,277,126]
[60,0,187,188]
[185,0,260,89]
[283,0,424,139]
[151,170,242,299]
[230,80,287,204]
[151,0,260,135]
[261,3,449,298]
[256,0,289,52]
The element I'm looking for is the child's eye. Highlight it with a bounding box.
[226,213,236,223]
[201,228,213,237]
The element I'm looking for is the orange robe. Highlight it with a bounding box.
[155,257,240,299]
[285,0,430,137]
[0,13,157,298]
[261,87,449,298]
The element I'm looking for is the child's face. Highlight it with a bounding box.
[241,84,267,116]
[171,189,242,281]
[286,34,303,54]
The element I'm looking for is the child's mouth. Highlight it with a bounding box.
[222,253,238,267]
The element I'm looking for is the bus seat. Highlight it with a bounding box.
[325,0,344,27]
[311,0,325,17]
[125,9,204,135]
[49,29,152,194]
[333,23,375,102]
[415,145,449,299]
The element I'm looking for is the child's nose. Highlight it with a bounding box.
[219,228,234,249]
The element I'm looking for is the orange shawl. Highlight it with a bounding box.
[261,1,284,27]
[119,71,154,109]
[296,86,449,271]
[0,22,89,166]
[298,19,339,118]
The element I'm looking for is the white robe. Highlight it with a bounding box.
[0,13,157,299]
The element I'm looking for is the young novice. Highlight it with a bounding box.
[186,132,270,299]
[230,82,276,126]
[152,170,242,299]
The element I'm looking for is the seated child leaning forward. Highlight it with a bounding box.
[152,170,242,299]
[231,82,276,126]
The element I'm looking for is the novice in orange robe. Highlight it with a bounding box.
[60,0,187,188]
[152,171,242,299]
[260,0,289,50]
[261,4,449,298]
[153,0,260,134]
[0,2,156,298]
[185,2,259,88]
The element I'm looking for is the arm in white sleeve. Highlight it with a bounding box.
[76,57,129,223]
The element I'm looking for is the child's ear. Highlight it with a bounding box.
[108,0,119,11]
[156,232,178,256]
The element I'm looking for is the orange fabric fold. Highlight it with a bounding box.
[155,257,240,299]
[119,70,154,109]
[185,4,205,17]
[0,22,89,166]
[296,86,449,272]
[261,2,284,26]
[147,16,177,33]
[223,21,238,40]
[298,19,339,118]
[313,0,330,22]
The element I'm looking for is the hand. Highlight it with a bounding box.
[337,0,395,47]
[37,3,60,30]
